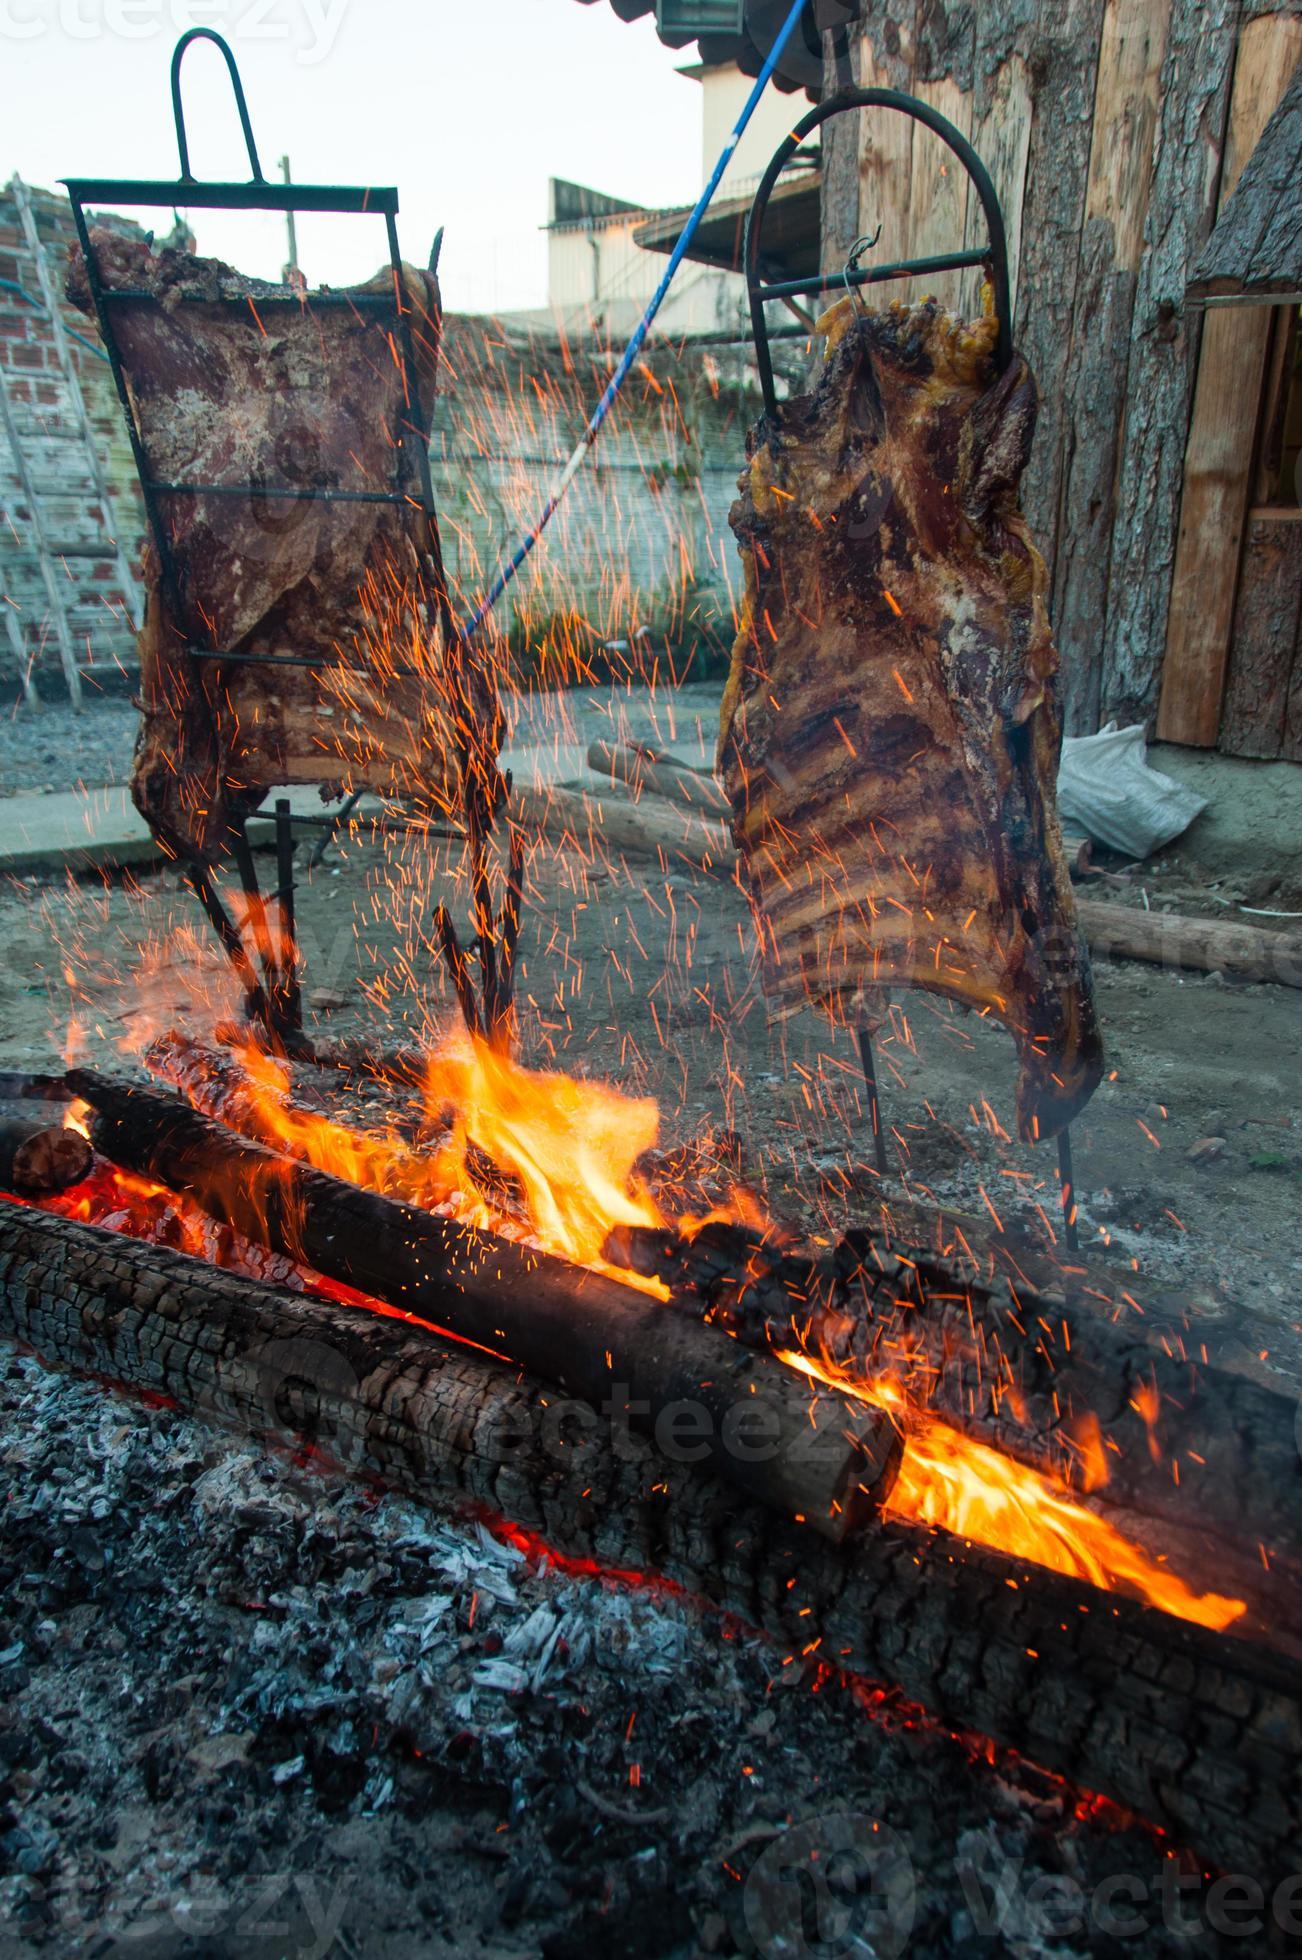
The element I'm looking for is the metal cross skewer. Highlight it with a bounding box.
[1057,1126,1079,1252]
[856,1024,888,1176]
[858,1021,1081,1251]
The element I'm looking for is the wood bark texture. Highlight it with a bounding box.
[1101,0,1240,723]
[1077,897,1302,986]
[2,1197,1299,1879]
[586,739,731,815]
[1188,60,1302,300]
[1050,0,1172,733]
[1220,515,1302,757]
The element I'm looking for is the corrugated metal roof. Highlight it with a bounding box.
[633,167,819,276]
[570,0,826,97]
[1187,61,1302,306]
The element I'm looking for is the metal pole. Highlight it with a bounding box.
[856,1025,888,1176]
[183,860,270,1024]
[278,156,299,279]
[459,0,811,642]
[274,799,303,1034]
[307,785,364,870]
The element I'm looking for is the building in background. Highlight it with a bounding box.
[544,58,818,336]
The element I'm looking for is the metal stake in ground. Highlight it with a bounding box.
[1057,1125,1079,1252]
[273,798,303,1036]
[856,1024,888,1175]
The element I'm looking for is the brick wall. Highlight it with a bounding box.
[0,181,146,700]
[429,318,797,680]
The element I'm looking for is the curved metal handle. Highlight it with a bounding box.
[745,86,1012,418]
[171,28,265,184]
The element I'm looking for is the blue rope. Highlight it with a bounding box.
[461,0,809,642]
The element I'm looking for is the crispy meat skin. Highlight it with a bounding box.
[719,299,1102,1141]
[69,232,496,863]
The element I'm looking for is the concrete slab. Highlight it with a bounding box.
[0,683,730,878]
[0,785,364,879]
[1148,744,1302,885]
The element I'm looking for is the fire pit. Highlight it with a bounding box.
[2,1023,1299,1888]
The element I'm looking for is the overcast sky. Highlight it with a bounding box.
[4,0,703,311]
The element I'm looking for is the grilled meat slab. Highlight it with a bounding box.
[719,298,1102,1141]
[69,232,495,864]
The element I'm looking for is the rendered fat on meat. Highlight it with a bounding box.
[719,297,1103,1143]
[68,231,499,864]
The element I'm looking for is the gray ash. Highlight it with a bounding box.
[0,1349,1251,1958]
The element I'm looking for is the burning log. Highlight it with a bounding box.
[0,1106,91,1195]
[67,1071,902,1543]
[0,1072,77,1103]
[92,1040,1302,1605]
[146,1032,374,1151]
[606,1218,1302,1596]
[1,1197,1299,1879]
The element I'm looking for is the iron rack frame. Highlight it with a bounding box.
[62,28,461,1046]
[745,84,1012,415]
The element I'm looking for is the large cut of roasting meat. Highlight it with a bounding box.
[719,298,1102,1141]
[68,232,498,865]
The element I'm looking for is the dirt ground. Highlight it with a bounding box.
[0,746,1298,1389]
[0,709,1300,1956]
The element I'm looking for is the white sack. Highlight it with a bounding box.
[1056,722,1208,860]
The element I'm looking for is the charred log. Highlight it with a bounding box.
[1,1198,1299,1881]
[0,1106,91,1194]
[605,1217,1302,1592]
[67,1071,902,1543]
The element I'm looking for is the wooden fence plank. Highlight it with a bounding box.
[960,53,1033,323]
[1013,0,1108,585]
[1053,0,1173,733]
[1155,14,1302,746]
[1219,513,1302,756]
[1099,0,1239,724]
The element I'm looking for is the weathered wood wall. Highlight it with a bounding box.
[820,0,1299,742]
[1156,9,1302,745]
[1220,512,1302,757]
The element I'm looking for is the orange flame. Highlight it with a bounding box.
[779,1350,1244,1633]
[419,1033,665,1274]
[215,1031,673,1290]
[62,1098,92,1141]
[128,1027,1246,1633]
